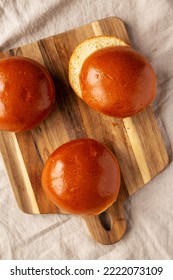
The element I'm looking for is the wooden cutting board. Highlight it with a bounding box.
[0,17,169,245]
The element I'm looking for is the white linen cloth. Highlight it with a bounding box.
[0,0,173,260]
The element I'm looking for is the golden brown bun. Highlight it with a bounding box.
[69,36,156,118]
[42,139,120,215]
[0,56,55,132]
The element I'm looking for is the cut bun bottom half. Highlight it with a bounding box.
[69,36,156,118]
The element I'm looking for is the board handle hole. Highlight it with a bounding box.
[99,211,112,231]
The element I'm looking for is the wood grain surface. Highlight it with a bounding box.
[0,17,169,244]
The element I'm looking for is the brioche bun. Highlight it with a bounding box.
[42,139,120,215]
[69,36,156,118]
[0,56,55,132]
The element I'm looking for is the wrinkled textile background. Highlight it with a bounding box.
[0,0,173,260]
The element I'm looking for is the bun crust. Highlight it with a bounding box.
[0,56,55,132]
[69,36,156,118]
[42,139,120,215]
[80,46,156,117]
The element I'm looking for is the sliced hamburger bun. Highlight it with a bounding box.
[69,35,129,98]
[69,36,156,118]
[42,138,120,215]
